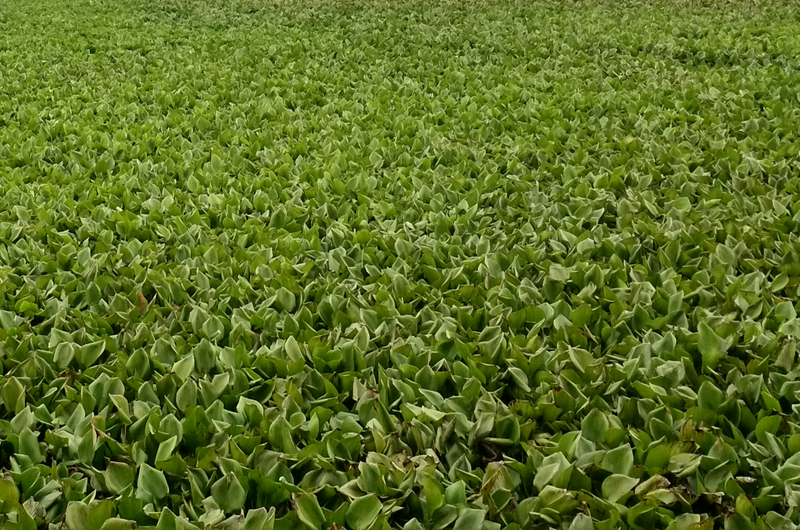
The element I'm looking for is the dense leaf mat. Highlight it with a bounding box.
[1,0,800,528]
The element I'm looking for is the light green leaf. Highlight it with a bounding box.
[2,377,25,413]
[176,379,197,412]
[100,519,138,530]
[137,464,169,502]
[295,492,325,530]
[345,494,382,530]
[698,322,728,370]
[78,341,106,367]
[105,462,134,494]
[0,478,20,513]
[581,409,608,444]
[601,444,634,475]
[18,428,42,464]
[242,508,275,530]
[602,474,638,503]
[454,509,485,530]
[193,339,217,373]
[697,381,725,410]
[66,503,90,530]
[212,473,246,513]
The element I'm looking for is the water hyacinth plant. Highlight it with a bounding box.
[0,0,800,529]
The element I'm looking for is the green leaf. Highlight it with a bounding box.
[2,377,25,413]
[202,314,225,341]
[601,444,634,475]
[772,273,789,292]
[345,494,382,530]
[78,428,95,465]
[569,514,595,530]
[9,505,36,530]
[18,428,42,464]
[212,472,246,513]
[445,481,467,505]
[698,322,728,370]
[776,339,796,371]
[0,310,21,330]
[423,476,443,513]
[137,464,169,502]
[581,409,608,444]
[276,287,296,312]
[0,478,20,513]
[697,381,725,410]
[602,474,639,503]
[715,244,737,267]
[100,519,138,530]
[295,492,325,530]
[105,462,134,494]
[242,508,275,530]
[176,379,197,412]
[78,341,106,367]
[172,354,195,381]
[126,348,150,378]
[87,501,115,530]
[403,520,425,530]
[193,339,217,373]
[735,495,756,520]
[774,301,796,322]
[269,416,296,454]
[755,415,781,447]
[571,304,593,327]
[155,436,178,464]
[453,509,485,530]
[54,342,76,368]
[66,503,90,530]
[549,264,570,282]
[724,514,756,530]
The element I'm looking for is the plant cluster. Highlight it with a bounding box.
[1,0,800,529]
